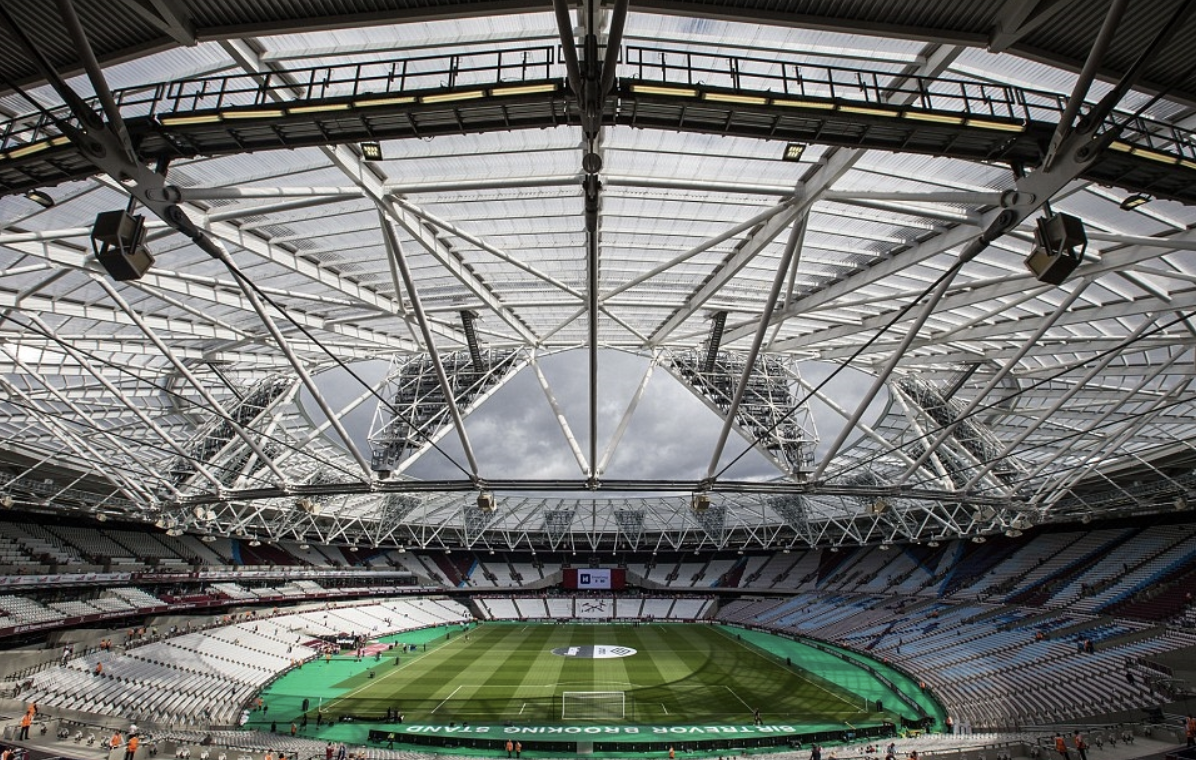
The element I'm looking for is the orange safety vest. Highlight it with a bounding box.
[111,733,123,749]
[1055,737,1067,753]
[128,737,139,753]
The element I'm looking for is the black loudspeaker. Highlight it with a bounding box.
[1025,213,1086,286]
[93,210,155,281]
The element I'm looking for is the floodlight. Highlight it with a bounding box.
[477,492,495,511]
[692,493,711,512]
[1119,193,1152,210]
[24,189,54,208]
[361,142,384,161]
[782,143,807,162]
[869,498,888,515]
[0,495,13,508]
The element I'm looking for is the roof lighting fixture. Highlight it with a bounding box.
[248,538,262,547]
[1119,192,1152,210]
[971,535,987,543]
[773,98,835,110]
[0,495,13,508]
[361,142,384,161]
[491,84,557,97]
[159,113,223,126]
[703,92,768,105]
[903,110,963,125]
[965,117,1023,132]
[288,103,351,114]
[223,108,285,120]
[200,534,218,543]
[24,189,54,208]
[1004,528,1023,537]
[1130,146,1178,164]
[927,540,940,547]
[782,143,807,162]
[420,90,485,104]
[5,141,51,160]
[353,95,416,108]
[839,104,897,117]
[629,84,697,98]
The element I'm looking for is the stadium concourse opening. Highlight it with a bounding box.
[249,621,945,755]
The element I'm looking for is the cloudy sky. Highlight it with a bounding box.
[304,350,885,487]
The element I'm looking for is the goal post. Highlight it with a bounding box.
[561,691,625,721]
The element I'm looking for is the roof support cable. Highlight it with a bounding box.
[712,257,966,483]
[1081,0,1196,134]
[837,307,1196,499]
[553,0,584,98]
[54,0,137,164]
[705,217,807,485]
[809,258,966,483]
[377,207,482,482]
[1042,0,1129,170]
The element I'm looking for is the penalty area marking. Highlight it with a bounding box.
[432,685,463,714]
[723,685,754,713]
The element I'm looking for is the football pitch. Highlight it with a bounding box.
[256,623,932,730]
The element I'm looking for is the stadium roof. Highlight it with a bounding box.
[2,0,1196,552]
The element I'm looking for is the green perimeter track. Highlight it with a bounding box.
[250,622,935,748]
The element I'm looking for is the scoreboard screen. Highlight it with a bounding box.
[562,567,626,589]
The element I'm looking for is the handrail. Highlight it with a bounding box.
[1,43,1195,181]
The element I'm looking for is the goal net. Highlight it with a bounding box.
[561,691,625,721]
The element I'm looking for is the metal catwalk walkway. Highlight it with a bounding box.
[3,46,1195,203]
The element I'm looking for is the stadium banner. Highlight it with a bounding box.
[561,567,626,590]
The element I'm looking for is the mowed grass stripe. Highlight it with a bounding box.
[317,623,885,726]
[711,626,865,720]
[502,624,570,720]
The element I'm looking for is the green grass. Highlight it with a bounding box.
[257,623,906,728]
